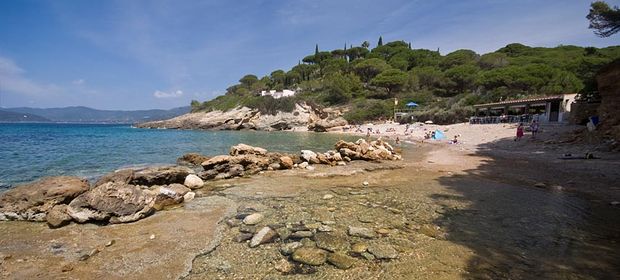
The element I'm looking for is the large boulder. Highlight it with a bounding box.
[183,174,204,189]
[229,144,268,156]
[46,204,73,228]
[94,169,135,186]
[130,166,194,186]
[300,150,320,164]
[308,117,348,132]
[67,182,156,224]
[0,176,89,221]
[279,156,294,169]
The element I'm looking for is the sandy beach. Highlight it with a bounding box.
[1,122,619,279]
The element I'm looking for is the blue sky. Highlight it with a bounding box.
[1,0,619,110]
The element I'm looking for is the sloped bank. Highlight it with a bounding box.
[134,103,347,132]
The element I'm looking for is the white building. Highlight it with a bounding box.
[259,89,296,99]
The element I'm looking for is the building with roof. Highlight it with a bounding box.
[259,89,296,99]
[471,93,577,124]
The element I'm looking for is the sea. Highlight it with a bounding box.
[0,123,358,188]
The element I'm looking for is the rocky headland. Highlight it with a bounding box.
[135,103,348,132]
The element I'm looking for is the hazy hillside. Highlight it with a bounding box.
[0,110,51,122]
[4,106,190,123]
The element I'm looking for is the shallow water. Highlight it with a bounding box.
[0,123,358,187]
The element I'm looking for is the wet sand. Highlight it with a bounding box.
[1,131,619,279]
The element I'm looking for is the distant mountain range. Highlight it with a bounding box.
[0,106,189,123]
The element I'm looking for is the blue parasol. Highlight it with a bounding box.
[405,102,418,107]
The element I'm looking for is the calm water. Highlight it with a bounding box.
[0,123,358,187]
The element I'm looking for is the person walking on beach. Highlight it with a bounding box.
[530,120,539,140]
[515,123,524,141]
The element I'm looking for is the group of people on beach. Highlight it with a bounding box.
[515,120,539,141]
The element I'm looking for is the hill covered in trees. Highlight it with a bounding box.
[191,39,620,124]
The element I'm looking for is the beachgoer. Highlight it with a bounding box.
[530,120,539,139]
[450,135,458,144]
[515,123,524,141]
[395,137,400,144]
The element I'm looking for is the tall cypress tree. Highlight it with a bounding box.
[408,42,412,49]
[315,44,319,55]
[378,36,383,47]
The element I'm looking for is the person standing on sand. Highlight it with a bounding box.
[530,120,539,139]
[515,123,524,141]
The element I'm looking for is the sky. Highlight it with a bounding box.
[1,0,619,110]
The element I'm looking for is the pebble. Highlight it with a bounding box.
[322,194,334,200]
[274,258,294,273]
[249,227,277,248]
[348,226,376,239]
[299,162,309,168]
[367,244,398,259]
[315,232,349,252]
[280,241,303,255]
[234,233,254,243]
[275,228,292,241]
[376,228,391,235]
[362,181,369,187]
[105,240,115,247]
[361,252,375,260]
[327,252,356,269]
[239,225,257,234]
[306,166,315,171]
[300,238,316,248]
[322,220,336,225]
[351,243,368,253]
[61,262,74,272]
[226,219,241,228]
[183,191,195,202]
[149,234,155,240]
[255,192,264,195]
[290,231,314,239]
[318,225,333,232]
[292,247,328,266]
[243,213,264,225]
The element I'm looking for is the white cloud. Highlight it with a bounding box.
[0,56,60,96]
[72,79,85,85]
[153,90,183,98]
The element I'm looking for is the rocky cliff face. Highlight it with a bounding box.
[596,58,620,143]
[135,103,347,132]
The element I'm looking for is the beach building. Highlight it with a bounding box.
[471,93,577,124]
[259,89,296,99]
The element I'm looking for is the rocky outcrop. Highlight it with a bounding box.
[67,182,156,224]
[136,103,349,132]
[177,153,210,166]
[334,139,400,161]
[131,166,194,186]
[596,58,620,145]
[0,176,89,222]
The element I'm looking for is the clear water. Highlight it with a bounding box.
[0,123,358,187]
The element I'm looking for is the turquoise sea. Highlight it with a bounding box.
[0,123,357,188]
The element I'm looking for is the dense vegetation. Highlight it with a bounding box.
[191,39,620,124]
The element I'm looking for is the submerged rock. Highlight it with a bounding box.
[348,226,376,239]
[292,247,328,266]
[367,243,398,259]
[0,176,89,222]
[327,252,356,269]
[249,226,277,248]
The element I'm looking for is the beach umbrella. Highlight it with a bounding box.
[405,102,418,107]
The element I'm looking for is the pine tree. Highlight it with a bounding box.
[378,36,383,47]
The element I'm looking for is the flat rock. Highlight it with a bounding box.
[229,143,268,156]
[292,247,328,266]
[351,242,368,253]
[315,232,349,252]
[367,243,398,259]
[95,169,135,186]
[0,176,89,221]
[249,226,277,248]
[348,226,376,239]
[327,252,356,269]
[274,258,294,274]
